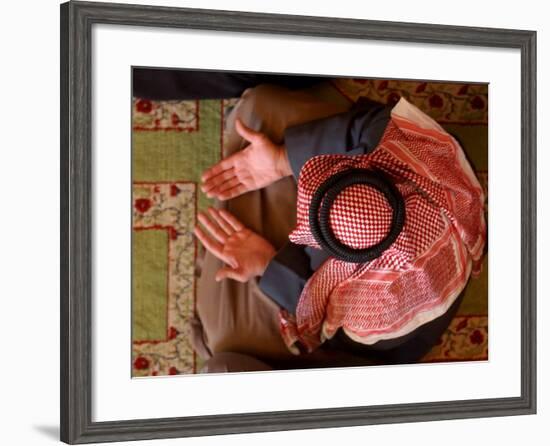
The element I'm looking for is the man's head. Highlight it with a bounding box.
[290,155,405,263]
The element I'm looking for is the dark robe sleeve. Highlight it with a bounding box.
[258,242,329,314]
[284,97,392,178]
[258,241,311,314]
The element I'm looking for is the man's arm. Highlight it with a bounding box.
[258,241,311,314]
[258,241,329,314]
[200,119,292,201]
[284,98,392,178]
[194,207,327,314]
[200,98,392,201]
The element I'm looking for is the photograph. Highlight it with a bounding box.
[130,68,489,377]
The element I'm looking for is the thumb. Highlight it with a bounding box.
[215,266,245,282]
[235,118,262,143]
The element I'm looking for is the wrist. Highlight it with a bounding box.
[275,144,292,178]
[257,245,277,277]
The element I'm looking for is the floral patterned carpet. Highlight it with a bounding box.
[131,78,488,377]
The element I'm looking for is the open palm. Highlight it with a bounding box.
[194,208,276,282]
[200,118,292,201]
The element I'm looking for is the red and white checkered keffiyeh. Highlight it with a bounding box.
[279,98,486,354]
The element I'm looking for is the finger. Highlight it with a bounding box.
[235,118,263,144]
[218,184,248,201]
[218,209,245,232]
[193,226,238,268]
[215,266,246,283]
[197,212,227,243]
[209,177,243,197]
[202,168,237,194]
[201,157,234,183]
[193,225,223,258]
[207,208,234,235]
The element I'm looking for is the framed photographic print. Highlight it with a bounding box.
[60,1,537,443]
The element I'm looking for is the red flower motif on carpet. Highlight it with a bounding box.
[136,99,153,114]
[170,184,180,197]
[171,113,180,126]
[168,227,178,240]
[429,94,444,108]
[470,329,484,345]
[470,96,486,110]
[377,80,389,91]
[135,198,152,213]
[134,356,150,370]
[168,326,178,340]
[169,366,178,375]
[456,318,468,331]
[416,82,427,93]
[458,85,469,95]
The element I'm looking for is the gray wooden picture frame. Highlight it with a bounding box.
[60,1,537,443]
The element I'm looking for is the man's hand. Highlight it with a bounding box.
[194,207,276,282]
[200,118,292,201]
